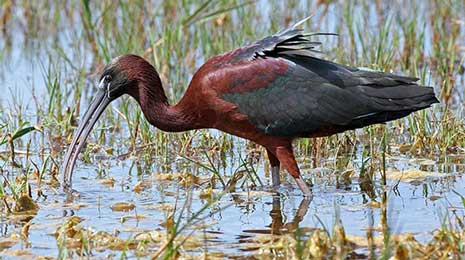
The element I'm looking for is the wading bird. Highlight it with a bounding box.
[62,19,438,197]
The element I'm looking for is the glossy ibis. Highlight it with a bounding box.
[62,19,438,197]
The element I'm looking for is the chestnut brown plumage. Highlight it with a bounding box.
[62,21,438,197]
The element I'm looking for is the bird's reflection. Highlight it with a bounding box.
[243,195,311,235]
[269,195,311,234]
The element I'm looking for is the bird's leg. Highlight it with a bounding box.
[295,176,311,197]
[274,145,312,198]
[271,166,280,188]
[266,149,280,187]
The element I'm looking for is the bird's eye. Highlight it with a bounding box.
[104,75,112,83]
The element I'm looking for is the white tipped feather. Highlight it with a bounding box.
[248,16,337,60]
[292,14,315,28]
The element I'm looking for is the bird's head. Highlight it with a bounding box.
[62,54,164,189]
[99,54,163,100]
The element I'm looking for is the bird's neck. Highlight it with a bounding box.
[136,81,198,132]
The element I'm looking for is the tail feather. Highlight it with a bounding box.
[349,84,438,128]
[359,84,438,110]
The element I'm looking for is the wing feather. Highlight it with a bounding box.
[214,22,438,137]
[221,57,438,137]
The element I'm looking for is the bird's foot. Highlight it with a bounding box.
[263,184,283,196]
[294,176,313,199]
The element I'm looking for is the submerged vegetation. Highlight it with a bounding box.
[0,0,464,258]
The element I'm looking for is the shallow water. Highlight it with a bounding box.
[1,0,465,259]
[3,150,464,258]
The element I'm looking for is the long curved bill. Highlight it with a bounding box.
[62,86,111,190]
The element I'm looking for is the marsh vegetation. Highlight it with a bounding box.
[0,0,465,259]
